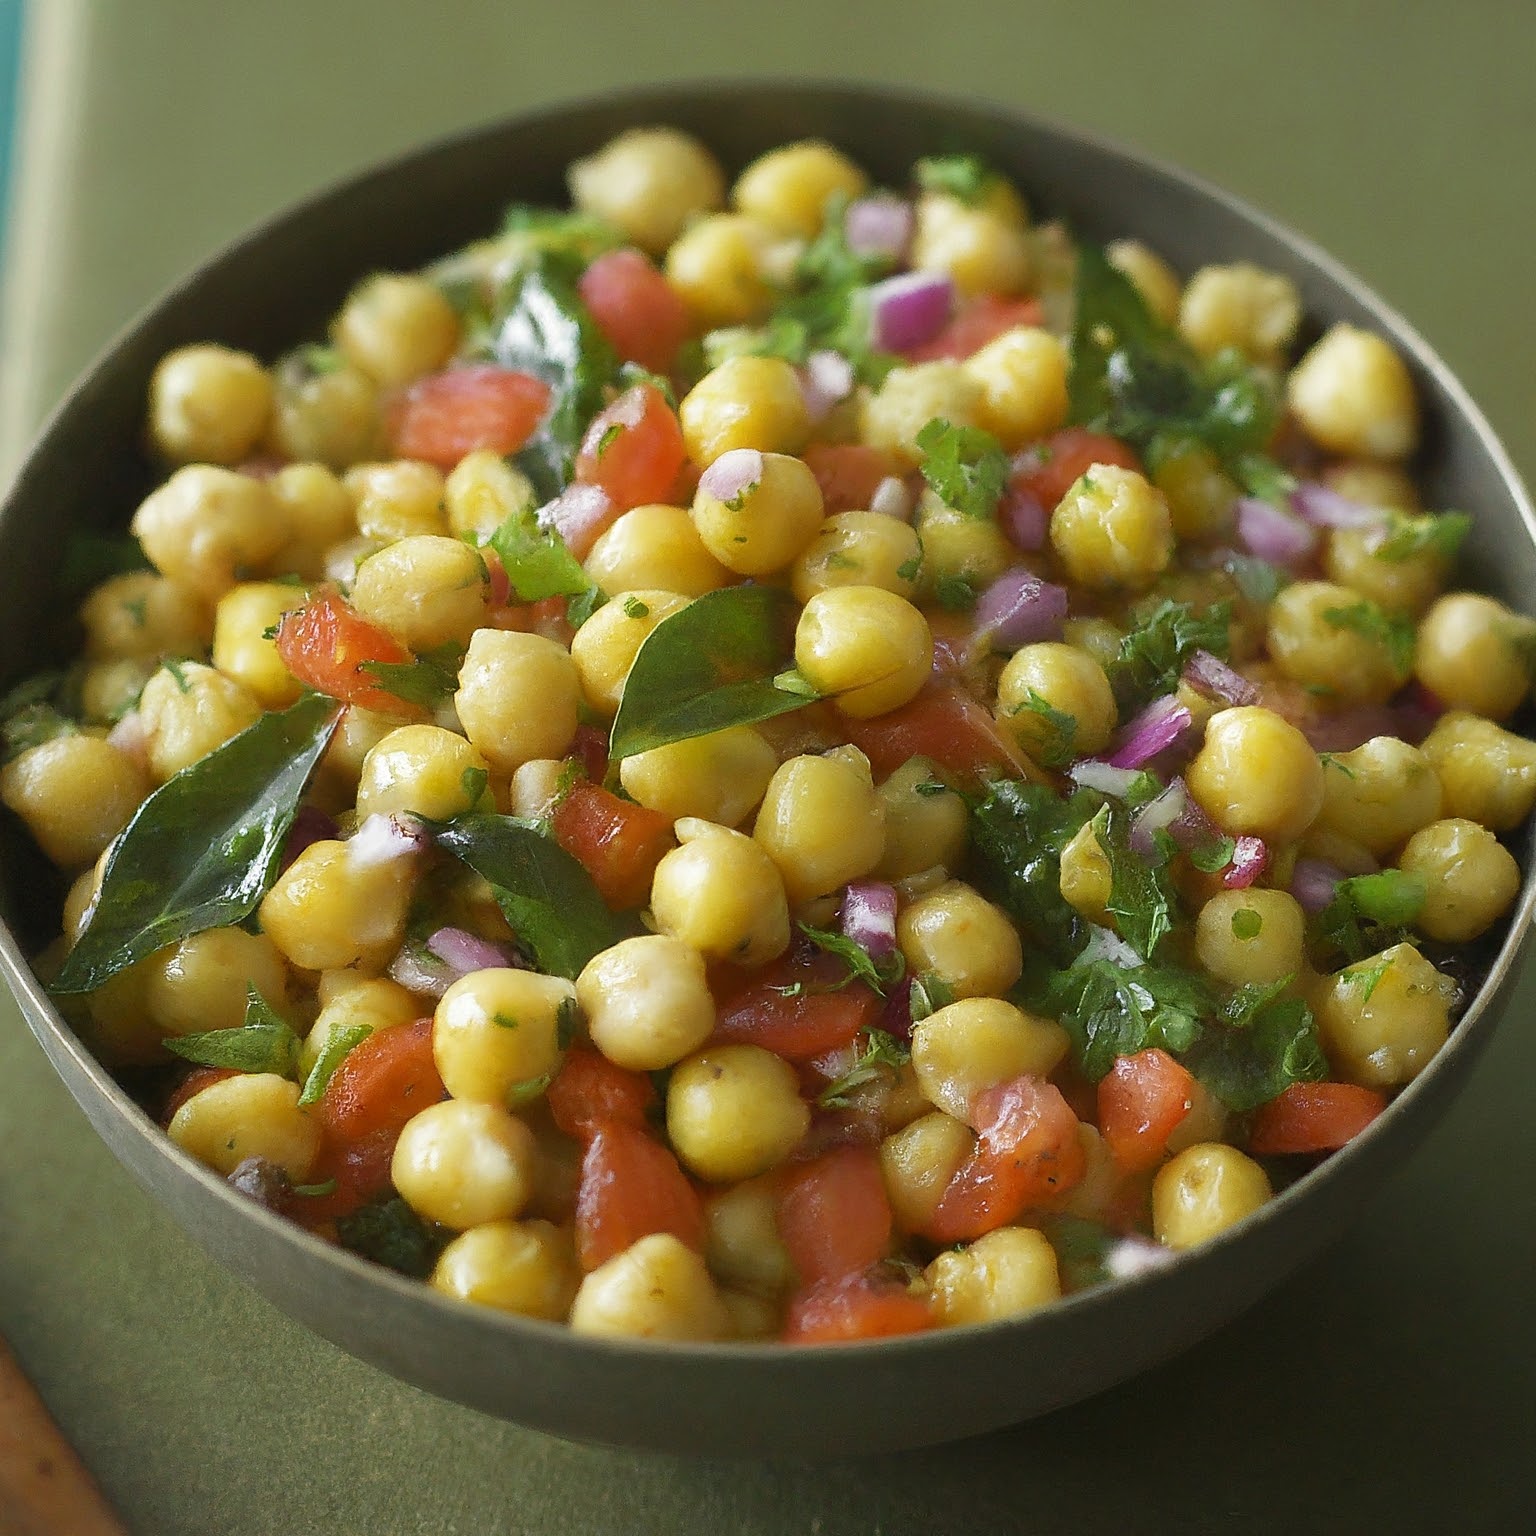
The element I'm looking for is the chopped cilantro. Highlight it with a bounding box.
[557,995,580,1051]
[1321,601,1416,674]
[1107,599,1232,714]
[1341,955,1392,1002]
[1319,753,1356,780]
[505,1072,554,1107]
[721,478,758,513]
[1,673,76,764]
[162,657,193,694]
[915,417,1009,520]
[1232,453,1298,506]
[489,502,592,604]
[914,153,997,205]
[595,422,624,458]
[360,649,460,712]
[908,972,956,1021]
[933,573,980,612]
[817,1029,912,1108]
[491,1011,521,1030]
[798,922,906,996]
[297,1023,370,1107]
[1187,834,1237,875]
[771,668,821,699]
[1092,804,1177,961]
[1374,510,1472,564]
[913,778,953,798]
[498,204,625,263]
[1009,688,1078,769]
[299,343,345,376]
[460,766,490,809]
[895,552,923,583]
[1311,870,1426,965]
[701,316,812,371]
[1231,908,1263,941]
[1222,552,1288,606]
[622,596,651,619]
[615,362,678,410]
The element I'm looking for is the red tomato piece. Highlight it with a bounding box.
[318,1018,444,1147]
[921,1074,1087,1244]
[1097,1049,1197,1172]
[578,248,693,374]
[801,443,903,514]
[295,1128,397,1224]
[778,1145,892,1285]
[547,1046,657,1142]
[569,725,610,784]
[1249,1082,1387,1156]
[840,682,1040,788]
[1011,427,1143,512]
[782,1272,933,1344]
[162,1066,239,1126]
[903,294,1046,362]
[574,384,686,511]
[387,364,550,467]
[272,588,420,717]
[549,780,675,912]
[713,947,880,1062]
[575,1120,705,1272]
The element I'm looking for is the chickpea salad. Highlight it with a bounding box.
[3,128,1532,1346]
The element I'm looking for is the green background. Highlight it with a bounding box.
[1,2,1532,1532]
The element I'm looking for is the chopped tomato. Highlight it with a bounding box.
[538,482,619,561]
[782,1271,932,1343]
[272,588,420,716]
[921,1075,1086,1243]
[387,364,550,467]
[550,780,675,911]
[318,1018,444,1147]
[295,1128,397,1224]
[162,1066,238,1126]
[547,1045,657,1142]
[1097,1049,1196,1172]
[1249,1082,1387,1156]
[713,946,880,1062]
[569,725,610,784]
[574,383,686,511]
[488,593,575,644]
[903,295,1046,362]
[578,248,693,374]
[840,681,1041,787]
[802,443,903,513]
[1011,427,1143,512]
[574,1120,704,1272]
[778,1145,892,1284]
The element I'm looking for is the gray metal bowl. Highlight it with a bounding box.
[2,80,1532,1458]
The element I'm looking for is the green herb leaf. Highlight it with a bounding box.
[1008,688,1078,769]
[1321,601,1416,675]
[817,1029,912,1108]
[1092,804,1177,960]
[359,649,460,713]
[609,585,816,760]
[915,153,997,205]
[908,972,956,1021]
[798,922,906,997]
[701,316,813,371]
[1108,598,1233,714]
[1187,833,1237,874]
[1373,510,1472,564]
[60,531,152,593]
[1310,870,1427,965]
[51,695,341,993]
[1231,907,1263,941]
[1,673,77,764]
[1232,453,1298,507]
[933,573,980,612]
[1223,552,1288,606]
[1184,979,1328,1112]
[488,501,594,604]
[336,1197,444,1279]
[460,766,490,810]
[163,987,302,1078]
[297,1022,371,1107]
[622,596,650,619]
[499,204,625,263]
[915,418,1009,520]
[1340,955,1392,1002]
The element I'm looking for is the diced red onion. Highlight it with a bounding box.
[388,945,458,1000]
[1290,857,1345,913]
[1236,496,1319,568]
[106,711,150,773]
[1290,480,1390,531]
[537,482,612,551]
[1079,923,1142,969]
[879,977,914,1044]
[1000,486,1048,551]
[1222,836,1269,890]
[839,881,898,962]
[699,448,764,505]
[1181,649,1259,708]
[426,926,519,976]
[1105,695,1194,770]
[797,349,855,423]
[868,271,954,352]
[1069,760,1143,797]
[281,805,339,872]
[973,569,1068,651]
[869,475,914,521]
[1167,780,1217,849]
[1129,779,1187,858]
[347,812,430,869]
[844,193,915,263]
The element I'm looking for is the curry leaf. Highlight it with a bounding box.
[297,1022,371,1107]
[336,1197,445,1279]
[163,987,302,1078]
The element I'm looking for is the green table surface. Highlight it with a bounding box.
[2,2,1533,1532]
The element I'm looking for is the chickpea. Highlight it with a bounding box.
[790,510,923,603]
[996,641,1116,766]
[267,463,358,579]
[1177,262,1301,364]
[880,1111,973,1232]
[960,327,1069,450]
[350,534,489,652]
[392,1099,537,1229]
[142,927,288,1039]
[1317,942,1455,1088]
[0,735,149,869]
[1193,889,1306,987]
[1063,615,1124,671]
[664,213,785,328]
[569,589,690,714]
[897,880,1023,1000]
[77,658,153,725]
[649,820,790,966]
[137,661,263,781]
[1286,323,1419,461]
[433,968,574,1106]
[79,571,213,661]
[1321,461,1419,511]
[912,998,1068,1123]
[318,705,399,794]
[667,1043,809,1182]
[619,725,777,827]
[1152,1144,1272,1251]
[691,449,825,575]
[355,725,492,822]
[703,1177,792,1295]
[430,1219,578,1321]
[913,491,1014,596]
[1324,523,1447,617]
[258,836,416,972]
[149,344,272,465]
[678,355,810,465]
[875,758,968,881]
[569,127,726,255]
[332,273,459,387]
[927,1227,1062,1326]
[130,465,287,600]
[583,504,732,597]
[1105,239,1182,325]
[267,356,382,469]
[300,977,418,1077]
[1057,821,1113,925]
[167,1073,320,1180]
[1398,818,1521,943]
[1314,735,1442,855]
[344,459,448,541]
[443,449,537,543]
[720,1287,782,1340]
[577,935,714,1072]
[61,866,101,947]
[753,748,885,905]
[732,141,867,237]
[1414,592,1534,721]
[212,581,306,708]
[455,629,580,773]
[911,191,1031,297]
[1049,464,1173,590]
[569,1233,730,1341]
[1186,706,1326,843]
[794,587,932,719]
[1150,439,1238,542]
[79,964,164,1066]
[1421,711,1536,830]
[860,363,983,468]
[1265,581,1410,706]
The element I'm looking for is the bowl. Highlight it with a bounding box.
[2,79,1533,1458]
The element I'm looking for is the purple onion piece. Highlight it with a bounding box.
[868,270,954,351]
[1181,649,1259,708]
[972,568,1069,651]
[840,881,898,962]
[1129,780,1187,858]
[426,925,519,975]
[844,193,915,262]
[1236,496,1319,568]
[1290,480,1391,531]
[1105,695,1194,770]
[1000,486,1048,551]
[1291,857,1345,913]
[347,812,431,868]
[388,944,457,1000]
[281,804,340,872]
[797,349,855,423]
[869,475,914,521]
[877,976,914,1044]
[227,1156,293,1213]
[536,481,610,540]
[699,447,764,504]
[1222,836,1270,890]
[1069,760,1144,798]
[1105,1236,1179,1280]
[1168,781,1218,849]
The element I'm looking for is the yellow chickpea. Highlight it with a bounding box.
[913,492,1014,597]
[148,344,273,465]
[1177,262,1301,363]
[1062,615,1124,671]
[794,586,932,719]
[130,465,287,600]
[267,463,358,579]
[1314,735,1442,855]
[318,705,400,795]
[1323,523,1448,618]
[569,1233,729,1341]
[443,450,536,542]
[79,571,213,661]
[212,581,306,708]
[1317,942,1455,1088]
[332,273,459,387]
[168,1073,321,1180]
[433,967,575,1106]
[667,1043,810,1182]
[732,141,867,237]
[649,819,790,966]
[995,642,1117,766]
[897,880,1023,1000]
[1186,706,1326,843]
[344,459,448,541]
[1286,323,1419,461]
[267,357,381,469]
[911,191,1032,297]
[1265,581,1411,706]
[1193,889,1306,987]
[299,978,418,1078]
[568,589,690,714]
[137,661,263,781]
[569,126,726,255]
[691,450,825,575]
[875,758,969,881]
[911,998,1069,1123]
[960,327,1069,449]
[678,355,811,465]
[618,725,777,827]
[1150,439,1239,542]
[76,659,153,725]
[430,1219,578,1321]
[577,934,715,1072]
[350,535,489,652]
[1152,1144,1272,1251]
[258,836,416,972]
[703,1176,793,1296]
[880,1111,974,1233]
[141,927,288,1038]
[664,213,785,327]
[455,629,580,774]
[1057,821,1113,925]
[1049,464,1173,590]
[392,1099,538,1230]
[1421,711,1536,830]
[583,505,732,597]
[860,363,983,468]
[0,735,149,869]
[1414,592,1534,721]
[926,1227,1062,1326]
[1398,818,1521,943]
[1105,239,1182,325]
[355,724,492,822]
[790,510,922,603]
[753,748,885,905]
[1322,461,1419,511]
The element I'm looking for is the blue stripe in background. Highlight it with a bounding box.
[0,0,22,253]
